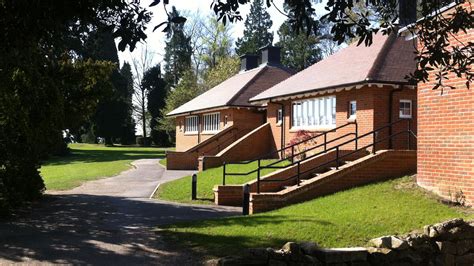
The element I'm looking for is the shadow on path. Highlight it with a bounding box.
[0,194,239,265]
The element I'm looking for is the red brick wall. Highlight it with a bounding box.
[267,85,417,155]
[417,2,474,205]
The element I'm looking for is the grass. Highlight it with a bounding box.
[157,176,473,258]
[159,158,167,167]
[155,159,289,205]
[40,143,167,190]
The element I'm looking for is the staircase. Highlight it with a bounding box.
[214,119,417,212]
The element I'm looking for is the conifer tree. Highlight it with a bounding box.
[235,0,273,55]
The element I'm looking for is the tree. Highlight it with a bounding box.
[143,65,169,146]
[201,17,234,70]
[0,0,149,213]
[131,46,155,139]
[163,6,193,87]
[158,71,201,144]
[202,56,241,90]
[276,19,323,71]
[235,0,274,55]
[119,62,136,145]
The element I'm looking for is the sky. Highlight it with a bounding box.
[118,0,329,67]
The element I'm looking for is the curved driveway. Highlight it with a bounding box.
[0,159,240,265]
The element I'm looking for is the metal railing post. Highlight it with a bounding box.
[291,146,294,163]
[297,161,301,186]
[242,184,250,215]
[222,162,226,186]
[355,122,358,150]
[257,159,261,194]
[372,131,377,154]
[336,146,340,170]
[407,120,411,150]
[191,174,197,200]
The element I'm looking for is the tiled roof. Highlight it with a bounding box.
[167,65,292,116]
[250,33,416,102]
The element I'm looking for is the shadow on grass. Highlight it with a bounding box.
[43,148,167,166]
[158,216,333,258]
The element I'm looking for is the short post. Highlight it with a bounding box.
[336,147,340,170]
[222,162,226,185]
[355,122,358,150]
[372,131,377,154]
[407,120,411,150]
[242,184,250,216]
[191,174,197,200]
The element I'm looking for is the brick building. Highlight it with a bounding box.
[249,33,418,155]
[414,2,474,205]
[166,46,293,170]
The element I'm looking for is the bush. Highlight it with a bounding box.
[136,136,152,147]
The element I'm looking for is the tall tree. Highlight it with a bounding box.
[235,0,273,55]
[158,70,201,144]
[202,56,240,90]
[119,62,136,145]
[143,64,169,146]
[201,17,234,70]
[276,19,323,71]
[163,6,193,87]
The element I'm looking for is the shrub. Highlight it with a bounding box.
[136,136,152,147]
[285,130,318,161]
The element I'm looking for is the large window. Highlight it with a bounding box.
[185,116,199,133]
[292,96,336,129]
[203,112,220,132]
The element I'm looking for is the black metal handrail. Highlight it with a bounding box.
[222,121,358,185]
[256,119,416,193]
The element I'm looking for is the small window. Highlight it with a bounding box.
[185,116,199,133]
[348,100,357,119]
[277,108,283,125]
[399,100,412,119]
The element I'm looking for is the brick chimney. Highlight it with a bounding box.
[259,45,281,66]
[240,54,259,72]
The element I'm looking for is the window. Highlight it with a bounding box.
[277,108,283,125]
[399,100,412,119]
[185,116,199,133]
[292,96,336,129]
[203,112,220,132]
[348,100,357,119]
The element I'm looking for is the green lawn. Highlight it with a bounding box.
[155,159,289,205]
[41,143,167,190]
[159,158,167,167]
[157,176,473,258]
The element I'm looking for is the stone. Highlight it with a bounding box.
[246,248,270,260]
[436,241,457,254]
[269,249,290,261]
[366,247,397,265]
[313,247,367,264]
[455,252,474,265]
[281,242,302,256]
[424,218,465,240]
[456,239,474,255]
[299,242,318,255]
[369,236,409,250]
[204,259,221,266]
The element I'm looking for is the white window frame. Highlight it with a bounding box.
[276,108,283,125]
[399,99,413,119]
[348,100,357,119]
[203,112,221,133]
[185,116,199,133]
[291,96,337,130]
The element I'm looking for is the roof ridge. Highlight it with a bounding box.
[227,66,267,106]
[366,33,397,81]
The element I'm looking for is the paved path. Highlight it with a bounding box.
[0,159,240,265]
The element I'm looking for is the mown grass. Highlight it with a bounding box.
[157,176,473,258]
[41,143,167,190]
[155,159,289,205]
[159,158,167,167]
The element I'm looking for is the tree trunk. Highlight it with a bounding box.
[141,89,147,138]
